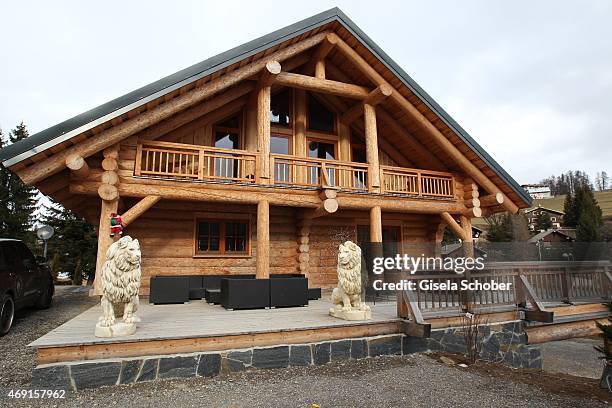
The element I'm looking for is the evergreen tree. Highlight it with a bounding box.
[574,185,603,241]
[563,192,577,227]
[442,227,459,244]
[510,213,531,241]
[485,213,513,242]
[535,210,553,231]
[0,123,38,243]
[40,203,97,281]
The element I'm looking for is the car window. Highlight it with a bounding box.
[0,244,7,269]
[16,243,36,269]
[3,243,22,269]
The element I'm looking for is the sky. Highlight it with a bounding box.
[0,0,610,185]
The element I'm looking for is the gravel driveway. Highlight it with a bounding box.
[0,286,606,407]
[0,286,97,389]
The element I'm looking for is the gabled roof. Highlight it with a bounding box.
[524,205,564,215]
[528,229,576,243]
[0,7,531,207]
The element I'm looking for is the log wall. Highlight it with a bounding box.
[125,200,298,295]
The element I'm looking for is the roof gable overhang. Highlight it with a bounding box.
[0,7,531,208]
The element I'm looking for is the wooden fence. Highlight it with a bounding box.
[398,261,611,322]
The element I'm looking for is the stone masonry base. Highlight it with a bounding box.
[32,321,541,390]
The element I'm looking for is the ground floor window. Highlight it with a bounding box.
[196,219,249,255]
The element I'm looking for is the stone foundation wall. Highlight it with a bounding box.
[32,321,542,390]
[421,321,543,369]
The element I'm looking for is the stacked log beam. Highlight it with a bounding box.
[93,144,120,295]
[463,178,482,218]
[297,215,312,274]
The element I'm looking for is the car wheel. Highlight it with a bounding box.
[0,294,15,336]
[35,283,53,309]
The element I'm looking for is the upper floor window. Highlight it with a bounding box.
[214,114,241,149]
[308,94,335,133]
[271,89,292,127]
[271,134,291,155]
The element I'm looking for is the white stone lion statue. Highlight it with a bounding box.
[96,236,142,336]
[330,241,371,320]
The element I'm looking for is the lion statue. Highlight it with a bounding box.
[97,236,142,333]
[330,241,370,320]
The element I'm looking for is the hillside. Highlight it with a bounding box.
[532,190,612,220]
[472,189,612,227]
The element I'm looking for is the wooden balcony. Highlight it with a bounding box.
[135,140,258,184]
[135,141,455,199]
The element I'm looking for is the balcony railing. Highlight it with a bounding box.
[381,165,454,198]
[135,141,257,183]
[134,141,455,198]
[270,154,369,191]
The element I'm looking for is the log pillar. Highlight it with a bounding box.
[255,61,280,183]
[460,215,474,258]
[256,200,270,279]
[257,86,271,182]
[245,99,258,180]
[364,103,380,192]
[315,60,325,79]
[93,144,120,296]
[370,206,383,243]
[294,89,307,183]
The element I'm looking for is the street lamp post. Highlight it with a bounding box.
[36,225,55,260]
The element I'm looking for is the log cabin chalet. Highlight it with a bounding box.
[0,9,531,295]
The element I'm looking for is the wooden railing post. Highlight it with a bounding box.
[254,153,261,184]
[515,269,527,307]
[417,172,422,197]
[321,162,330,188]
[268,155,275,185]
[562,266,572,303]
[197,149,204,180]
[134,143,143,176]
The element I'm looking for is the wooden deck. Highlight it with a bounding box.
[30,299,401,364]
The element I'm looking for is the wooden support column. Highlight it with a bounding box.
[245,99,258,179]
[304,33,338,76]
[257,86,271,181]
[338,123,351,162]
[256,62,280,183]
[315,60,325,79]
[256,200,270,279]
[460,215,474,258]
[364,103,381,191]
[294,89,307,183]
[93,144,120,296]
[370,206,383,243]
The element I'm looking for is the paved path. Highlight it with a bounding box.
[540,337,604,379]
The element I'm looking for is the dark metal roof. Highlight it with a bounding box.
[0,7,531,206]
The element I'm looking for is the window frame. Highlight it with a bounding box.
[193,213,251,258]
[270,88,294,131]
[213,112,243,150]
[270,133,294,155]
[306,93,337,135]
[306,136,338,161]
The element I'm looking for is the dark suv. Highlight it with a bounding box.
[0,239,54,336]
